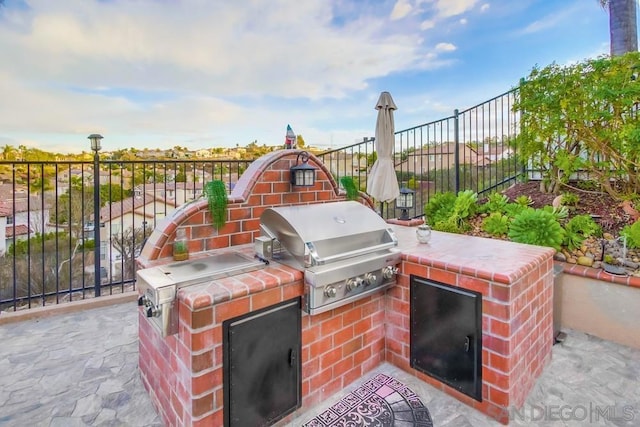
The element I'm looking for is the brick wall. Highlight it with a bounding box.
[137,149,384,426]
[387,255,554,424]
[137,149,373,268]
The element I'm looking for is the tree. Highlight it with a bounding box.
[110,224,153,281]
[296,134,306,148]
[514,52,640,198]
[600,0,638,56]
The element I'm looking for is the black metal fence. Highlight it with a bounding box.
[0,87,521,312]
[319,87,521,219]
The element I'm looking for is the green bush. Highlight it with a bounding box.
[514,195,533,207]
[480,192,509,214]
[563,214,602,250]
[482,212,510,236]
[508,208,565,250]
[561,192,580,206]
[424,192,457,226]
[621,220,640,249]
[425,190,478,234]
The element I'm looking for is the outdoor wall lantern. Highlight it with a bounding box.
[290,151,316,187]
[396,186,415,220]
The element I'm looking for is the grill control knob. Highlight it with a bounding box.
[146,305,161,318]
[382,266,399,280]
[346,277,363,292]
[363,273,377,286]
[324,285,338,298]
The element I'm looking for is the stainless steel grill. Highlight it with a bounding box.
[259,201,401,314]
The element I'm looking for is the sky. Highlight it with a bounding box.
[0,0,619,154]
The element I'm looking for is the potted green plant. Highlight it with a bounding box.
[204,180,228,229]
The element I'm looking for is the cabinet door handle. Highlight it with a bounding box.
[289,349,296,367]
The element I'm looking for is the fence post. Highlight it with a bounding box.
[453,109,460,193]
[89,134,103,297]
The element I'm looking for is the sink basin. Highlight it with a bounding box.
[159,251,266,285]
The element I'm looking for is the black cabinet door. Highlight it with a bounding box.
[224,298,301,427]
[410,276,482,401]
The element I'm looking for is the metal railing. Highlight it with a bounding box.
[0,87,522,312]
[0,158,251,312]
[319,87,522,219]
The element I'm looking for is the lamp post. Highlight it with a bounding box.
[396,186,415,221]
[88,134,103,297]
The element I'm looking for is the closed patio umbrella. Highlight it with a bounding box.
[367,91,399,204]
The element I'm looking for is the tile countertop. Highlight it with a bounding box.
[390,225,556,284]
[174,225,556,310]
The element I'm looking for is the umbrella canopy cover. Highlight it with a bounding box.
[367,91,399,203]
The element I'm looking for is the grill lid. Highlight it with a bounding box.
[260,201,397,267]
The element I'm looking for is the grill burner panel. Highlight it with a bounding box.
[136,251,267,336]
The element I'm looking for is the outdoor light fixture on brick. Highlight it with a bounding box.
[396,186,415,220]
[290,151,316,187]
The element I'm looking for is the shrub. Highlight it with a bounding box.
[504,202,528,218]
[480,192,509,214]
[561,192,580,206]
[424,192,456,226]
[514,195,533,207]
[482,212,510,236]
[425,190,478,233]
[621,220,640,249]
[563,214,602,250]
[508,208,565,250]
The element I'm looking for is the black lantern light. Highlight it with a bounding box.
[396,186,415,220]
[290,151,316,187]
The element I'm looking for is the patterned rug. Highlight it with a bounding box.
[302,373,433,427]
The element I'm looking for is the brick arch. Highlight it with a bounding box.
[137,149,374,267]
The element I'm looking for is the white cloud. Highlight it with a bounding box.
[420,19,436,30]
[391,0,413,20]
[460,18,468,25]
[433,0,478,18]
[481,3,490,13]
[435,42,457,52]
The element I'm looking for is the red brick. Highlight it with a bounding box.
[321,316,343,337]
[309,367,333,390]
[333,325,354,344]
[230,232,252,246]
[251,287,282,311]
[342,337,363,357]
[262,193,283,205]
[458,275,490,296]
[320,347,342,370]
[428,268,458,285]
[192,368,221,395]
[192,350,214,373]
[488,385,510,407]
[310,335,332,357]
[214,297,250,323]
[192,392,214,417]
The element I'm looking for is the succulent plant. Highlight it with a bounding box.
[620,220,640,249]
[508,208,565,250]
[482,212,510,236]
